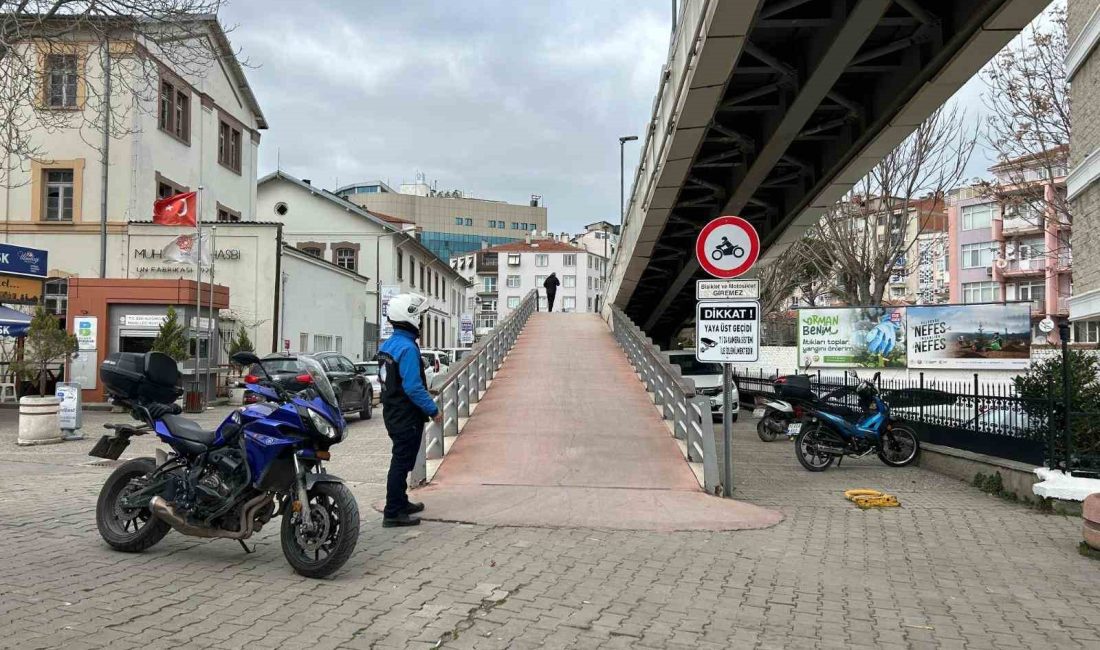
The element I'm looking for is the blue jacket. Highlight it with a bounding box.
[378,327,438,423]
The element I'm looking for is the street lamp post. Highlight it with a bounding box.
[619,136,638,225]
[364,225,417,356]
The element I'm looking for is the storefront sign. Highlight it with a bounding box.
[0,274,43,304]
[797,307,907,368]
[74,316,97,350]
[132,247,241,261]
[121,314,168,328]
[380,285,400,340]
[56,382,82,430]
[907,303,1031,369]
[190,317,213,330]
[460,313,474,345]
[0,243,48,279]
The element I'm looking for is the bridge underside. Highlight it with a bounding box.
[618,0,1049,343]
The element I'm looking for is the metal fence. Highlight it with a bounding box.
[732,368,1075,468]
[610,305,722,495]
[409,290,539,486]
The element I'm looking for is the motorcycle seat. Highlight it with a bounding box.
[161,414,218,446]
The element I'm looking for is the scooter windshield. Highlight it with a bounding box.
[298,356,338,409]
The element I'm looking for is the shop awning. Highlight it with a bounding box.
[0,305,32,337]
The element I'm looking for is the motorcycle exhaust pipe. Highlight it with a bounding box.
[150,494,271,540]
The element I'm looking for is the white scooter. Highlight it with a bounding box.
[752,374,819,442]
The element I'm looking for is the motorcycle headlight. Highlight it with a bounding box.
[307,408,337,439]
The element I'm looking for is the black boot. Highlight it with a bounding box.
[405,501,425,515]
[382,512,421,528]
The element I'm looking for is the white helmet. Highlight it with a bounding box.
[388,293,429,327]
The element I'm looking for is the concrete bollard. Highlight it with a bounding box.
[17,395,63,446]
[1084,493,1100,552]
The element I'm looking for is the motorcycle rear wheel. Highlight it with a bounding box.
[795,424,835,472]
[281,482,360,579]
[96,457,171,552]
[878,425,920,467]
[756,413,779,442]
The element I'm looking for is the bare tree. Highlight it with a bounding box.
[978,2,1071,272]
[805,106,975,306]
[0,1,232,186]
[757,235,833,316]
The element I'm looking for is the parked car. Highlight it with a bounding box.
[437,347,473,364]
[420,350,451,391]
[665,350,739,422]
[353,361,381,405]
[252,352,373,419]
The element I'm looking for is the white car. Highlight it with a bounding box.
[420,351,450,391]
[666,350,739,422]
[354,361,381,405]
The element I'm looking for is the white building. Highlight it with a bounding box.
[571,221,620,261]
[257,172,470,355]
[0,17,265,276]
[452,239,606,336]
[280,245,369,359]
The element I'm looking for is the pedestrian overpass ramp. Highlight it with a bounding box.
[414,313,781,531]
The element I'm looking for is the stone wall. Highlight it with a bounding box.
[1069,0,1100,300]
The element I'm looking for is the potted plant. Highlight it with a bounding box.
[150,306,192,409]
[13,307,77,445]
[227,326,254,405]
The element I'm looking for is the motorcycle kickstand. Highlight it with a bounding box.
[836,456,843,466]
[238,540,255,554]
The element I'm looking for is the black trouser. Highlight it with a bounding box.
[547,290,557,312]
[384,422,424,518]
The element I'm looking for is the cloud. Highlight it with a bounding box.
[222,0,672,232]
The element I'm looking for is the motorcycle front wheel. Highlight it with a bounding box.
[280,482,360,579]
[710,249,724,261]
[795,424,835,472]
[756,412,780,442]
[96,457,171,552]
[878,425,920,467]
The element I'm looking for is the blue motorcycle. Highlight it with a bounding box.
[794,373,920,472]
[91,350,359,578]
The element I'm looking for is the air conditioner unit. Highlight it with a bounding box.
[985,267,994,277]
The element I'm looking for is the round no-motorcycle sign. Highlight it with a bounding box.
[695,215,760,279]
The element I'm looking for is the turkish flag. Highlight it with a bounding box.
[152,191,197,226]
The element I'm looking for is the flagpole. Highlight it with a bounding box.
[208,225,217,402]
[195,186,204,409]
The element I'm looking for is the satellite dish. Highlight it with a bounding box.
[995,257,1008,269]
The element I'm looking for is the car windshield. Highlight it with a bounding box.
[261,358,301,373]
[669,355,722,376]
[297,356,338,408]
[362,362,379,375]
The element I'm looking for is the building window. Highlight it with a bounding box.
[158,78,189,143]
[464,218,473,226]
[536,275,547,287]
[507,296,520,309]
[335,336,343,353]
[301,247,322,257]
[563,254,576,267]
[960,242,995,269]
[216,204,241,222]
[507,253,521,265]
[336,248,356,271]
[963,281,1000,303]
[397,250,404,280]
[1015,280,1046,303]
[410,258,416,287]
[44,278,68,316]
[535,254,549,267]
[587,297,593,311]
[157,173,186,200]
[563,297,576,311]
[45,54,78,109]
[420,264,426,290]
[299,333,309,352]
[218,119,242,173]
[44,169,74,221]
[483,276,497,292]
[313,334,333,352]
[961,204,994,230]
[1073,320,1100,343]
[506,275,521,288]
[563,275,576,288]
[455,217,464,226]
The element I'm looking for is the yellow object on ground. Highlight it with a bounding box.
[844,488,900,509]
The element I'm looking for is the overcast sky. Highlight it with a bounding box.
[221,1,1050,234]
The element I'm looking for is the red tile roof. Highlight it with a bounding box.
[482,239,584,253]
[368,209,414,225]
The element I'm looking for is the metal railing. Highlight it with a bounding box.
[409,289,539,485]
[609,305,722,495]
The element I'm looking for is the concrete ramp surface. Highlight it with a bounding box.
[416,313,781,531]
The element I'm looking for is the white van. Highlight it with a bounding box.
[666,350,740,422]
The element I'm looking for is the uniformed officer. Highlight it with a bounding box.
[377,293,441,527]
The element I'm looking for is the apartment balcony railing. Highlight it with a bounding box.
[1002,215,1043,234]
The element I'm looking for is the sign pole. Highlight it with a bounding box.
[722,362,734,495]
[194,186,204,407]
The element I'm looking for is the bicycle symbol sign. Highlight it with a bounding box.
[695,215,760,278]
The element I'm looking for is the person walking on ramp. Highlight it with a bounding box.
[377,293,441,527]
[543,272,560,312]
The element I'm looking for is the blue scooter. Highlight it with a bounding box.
[794,372,920,472]
[91,350,359,578]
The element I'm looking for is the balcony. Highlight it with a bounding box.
[476,252,499,273]
[1002,258,1046,277]
[1002,215,1043,235]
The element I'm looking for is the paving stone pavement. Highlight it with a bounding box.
[0,403,1098,649]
